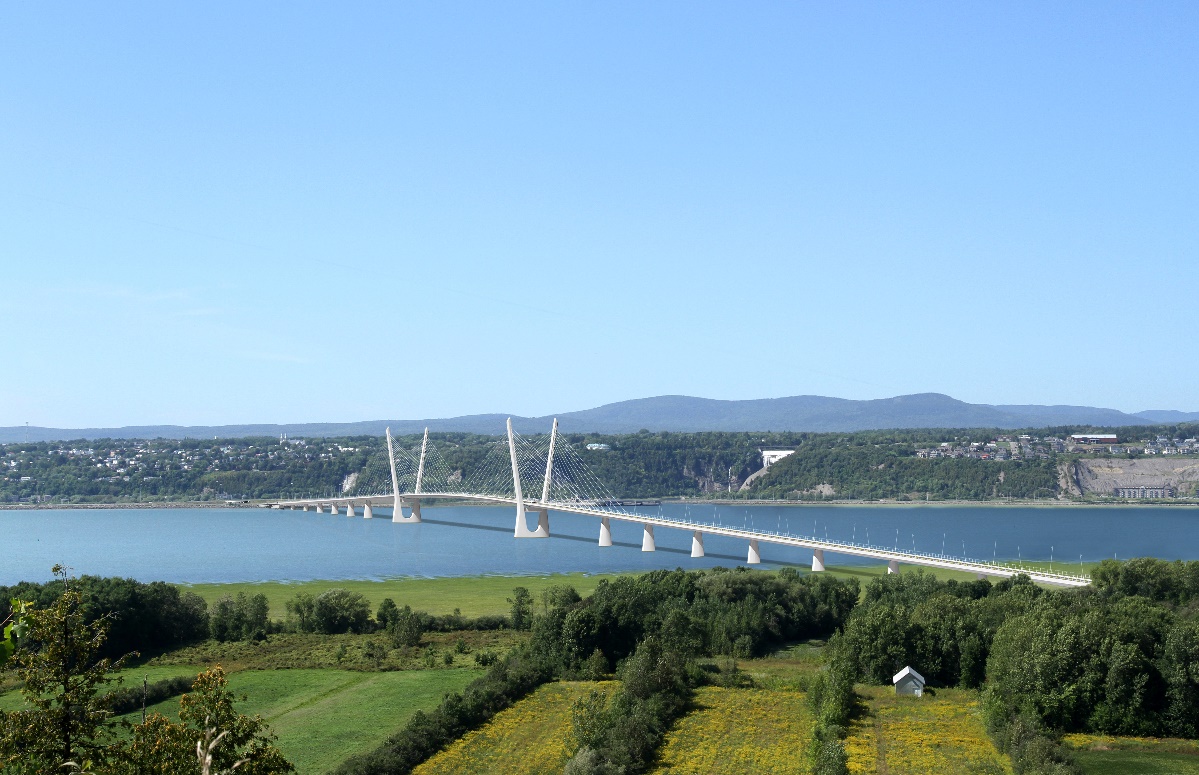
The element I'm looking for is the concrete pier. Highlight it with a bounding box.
[888,560,900,574]
[691,531,705,558]
[363,504,373,519]
[747,538,761,564]
[346,504,356,517]
[642,524,656,552]
[812,548,825,572]
[599,516,613,546]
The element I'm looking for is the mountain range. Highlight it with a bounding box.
[3,393,1198,443]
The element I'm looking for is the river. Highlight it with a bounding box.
[2,503,1196,585]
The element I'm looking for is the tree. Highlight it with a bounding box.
[388,605,424,648]
[508,587,533,630]
[0,599,30,670]
[0,566,129,772]
[376,598,399,630]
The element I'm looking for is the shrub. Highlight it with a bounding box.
[107,675,194,716]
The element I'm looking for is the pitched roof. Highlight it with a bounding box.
[893,666,925,685]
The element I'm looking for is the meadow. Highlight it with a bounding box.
[120,668,478,774]
[651,685,814,774]
[412,680,614,775]
[843,685,1011,775]
[183,572,629,618]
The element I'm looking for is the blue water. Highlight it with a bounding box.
[1,504,1196,585]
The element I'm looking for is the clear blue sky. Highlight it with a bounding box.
[3,2,1197,427]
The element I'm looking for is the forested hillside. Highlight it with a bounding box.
[2,423,1197,504]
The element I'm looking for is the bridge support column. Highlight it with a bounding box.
[598,516,613,546]
[329,504,339,515]
[392,497,421,523]
[314,504,323,514]
[302,505,309,512]
[537,509,550,536]
[363,504,373,519]
[887,560,900,574]
[976,572,987,581]
[812,548,825,572]
[747,539,761,565]
[691,531,705,558]
[346,504,356,517]
[641,524,656,552]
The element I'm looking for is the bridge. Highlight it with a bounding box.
[266,419,1090,588]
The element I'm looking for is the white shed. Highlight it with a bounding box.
[893,666,925,697]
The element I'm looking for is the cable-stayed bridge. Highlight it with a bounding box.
[266,419,1090,588]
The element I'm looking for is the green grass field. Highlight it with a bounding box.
[183,572,631,619]
[120,668,478,774]
[1074,750,1199,774]
[1064,734,1199,774]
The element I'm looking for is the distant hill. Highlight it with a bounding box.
[2,393,1194,443]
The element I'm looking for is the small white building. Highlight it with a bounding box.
[760,449,795,469]
[893,666,925,697]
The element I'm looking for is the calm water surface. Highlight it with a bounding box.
[1,503,1196,585]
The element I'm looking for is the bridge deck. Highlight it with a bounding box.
[268,492,1090,588]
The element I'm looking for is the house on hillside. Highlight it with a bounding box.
[893,666,925,697]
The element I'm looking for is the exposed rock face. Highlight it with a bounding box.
[1067,458,1199,497]
[788,483,835,498]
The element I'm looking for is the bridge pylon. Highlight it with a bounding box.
[387,427,421,523]
[509,418,549,538]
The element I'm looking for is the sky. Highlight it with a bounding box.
[2,2,1197,427]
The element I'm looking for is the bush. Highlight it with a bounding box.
[106,675,194,715]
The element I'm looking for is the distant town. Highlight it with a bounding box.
[914,433,1199,461]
